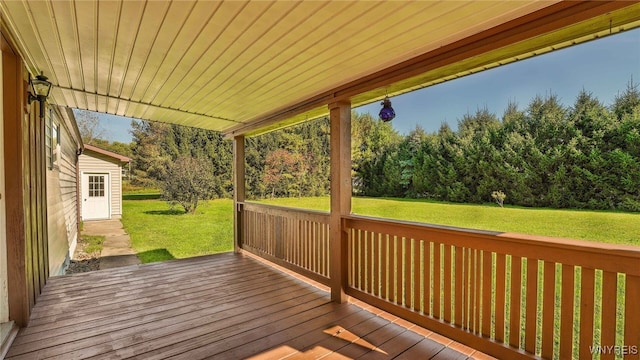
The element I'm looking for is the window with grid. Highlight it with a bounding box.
[88,176,105,197]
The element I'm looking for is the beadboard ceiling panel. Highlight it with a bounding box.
[1,0,639,135]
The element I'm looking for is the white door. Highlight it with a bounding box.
[82,173,110,220]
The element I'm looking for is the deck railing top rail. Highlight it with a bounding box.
[242,202,329,223]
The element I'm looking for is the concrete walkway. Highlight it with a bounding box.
[81,219,140,270]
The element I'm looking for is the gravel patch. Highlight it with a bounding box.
[65,237,101,274]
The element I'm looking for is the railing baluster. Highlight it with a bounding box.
[454,246,463,327]
[541,261,556,358]
[560,264,575,359]
[403,237,411,308]
[349,228,355,289]
[625,275,640,360]
[525,258,538,354]
[298,218,303,268]
[283,217,289,262]
[482,250,492,337]
[369,232,378,295]
[275,216,283,259]
[265,213,269,254]
[257,212,262,251]
[474,249,480,333]
[381,234,389,301]
[579,267,596,359]
[357,229,363,290]
[317,221,321,274]
[600,271,617,360]
[312,221,317,273]
[495,252,506,342]
[362,230,368,293]
[413,238,421,313]
[423,240,431,316]
[324,223,329,277]
[510,255,522,348]
[444,244,452,323]
[373,233,379,297]
[434,242,441,319]
[360,230,369,293]
[305,220,311,270]
[363,229,368,292]
[389,235,397,304]
[466,248,472,330]
[262,212,266,252]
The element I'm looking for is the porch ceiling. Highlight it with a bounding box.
[1,1,639,136]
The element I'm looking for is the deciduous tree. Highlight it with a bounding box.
[161,156,216,214]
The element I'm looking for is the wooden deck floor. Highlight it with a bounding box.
[6,252,495,360]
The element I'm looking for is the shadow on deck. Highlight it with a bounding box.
[6,252,494,359]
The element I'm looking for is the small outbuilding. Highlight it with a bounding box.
[78,144,131,221]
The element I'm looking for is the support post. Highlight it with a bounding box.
[3,34,29,327]
[329,101,351,303]
[233,135,245,253]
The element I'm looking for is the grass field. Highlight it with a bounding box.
[258,196,640,246]
[122,199,233,263]
[122,196,638,264]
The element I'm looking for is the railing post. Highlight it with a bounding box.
[233,135,245,253]
[329,101,351,303]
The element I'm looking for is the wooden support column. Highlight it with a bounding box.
[329,101,351,303]
[233,135,245,253]
[2,32,29,327]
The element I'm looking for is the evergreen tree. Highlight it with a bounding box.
[124,79,640,212]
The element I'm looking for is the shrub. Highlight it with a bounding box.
[491,190,507,207]
[161,156,216,214]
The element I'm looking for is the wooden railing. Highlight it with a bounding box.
[343,215,640,360]
[239,202,330,285]
[239,204,640,359]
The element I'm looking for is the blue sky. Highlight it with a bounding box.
[97,28,639,143]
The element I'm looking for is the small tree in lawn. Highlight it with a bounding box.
[491,190,507,207]
[161,156,215,214]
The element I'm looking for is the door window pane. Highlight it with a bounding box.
[88,176,105,197]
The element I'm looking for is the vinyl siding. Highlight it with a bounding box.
[46,107,81,276]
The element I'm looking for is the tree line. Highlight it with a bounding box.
[93,80,639,213]
[354,81,640,212]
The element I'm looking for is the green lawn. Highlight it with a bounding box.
[258,196,640,246]
[122,196,638,264]
[122,199,233,263]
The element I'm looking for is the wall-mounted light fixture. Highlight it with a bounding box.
[28,72,52,119]
[378,95,395,122]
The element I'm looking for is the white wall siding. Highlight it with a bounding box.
[46,107,81,276]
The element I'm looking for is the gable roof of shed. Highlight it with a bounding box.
[83,144,131,163]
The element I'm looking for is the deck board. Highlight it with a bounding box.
[7,252,492,359]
